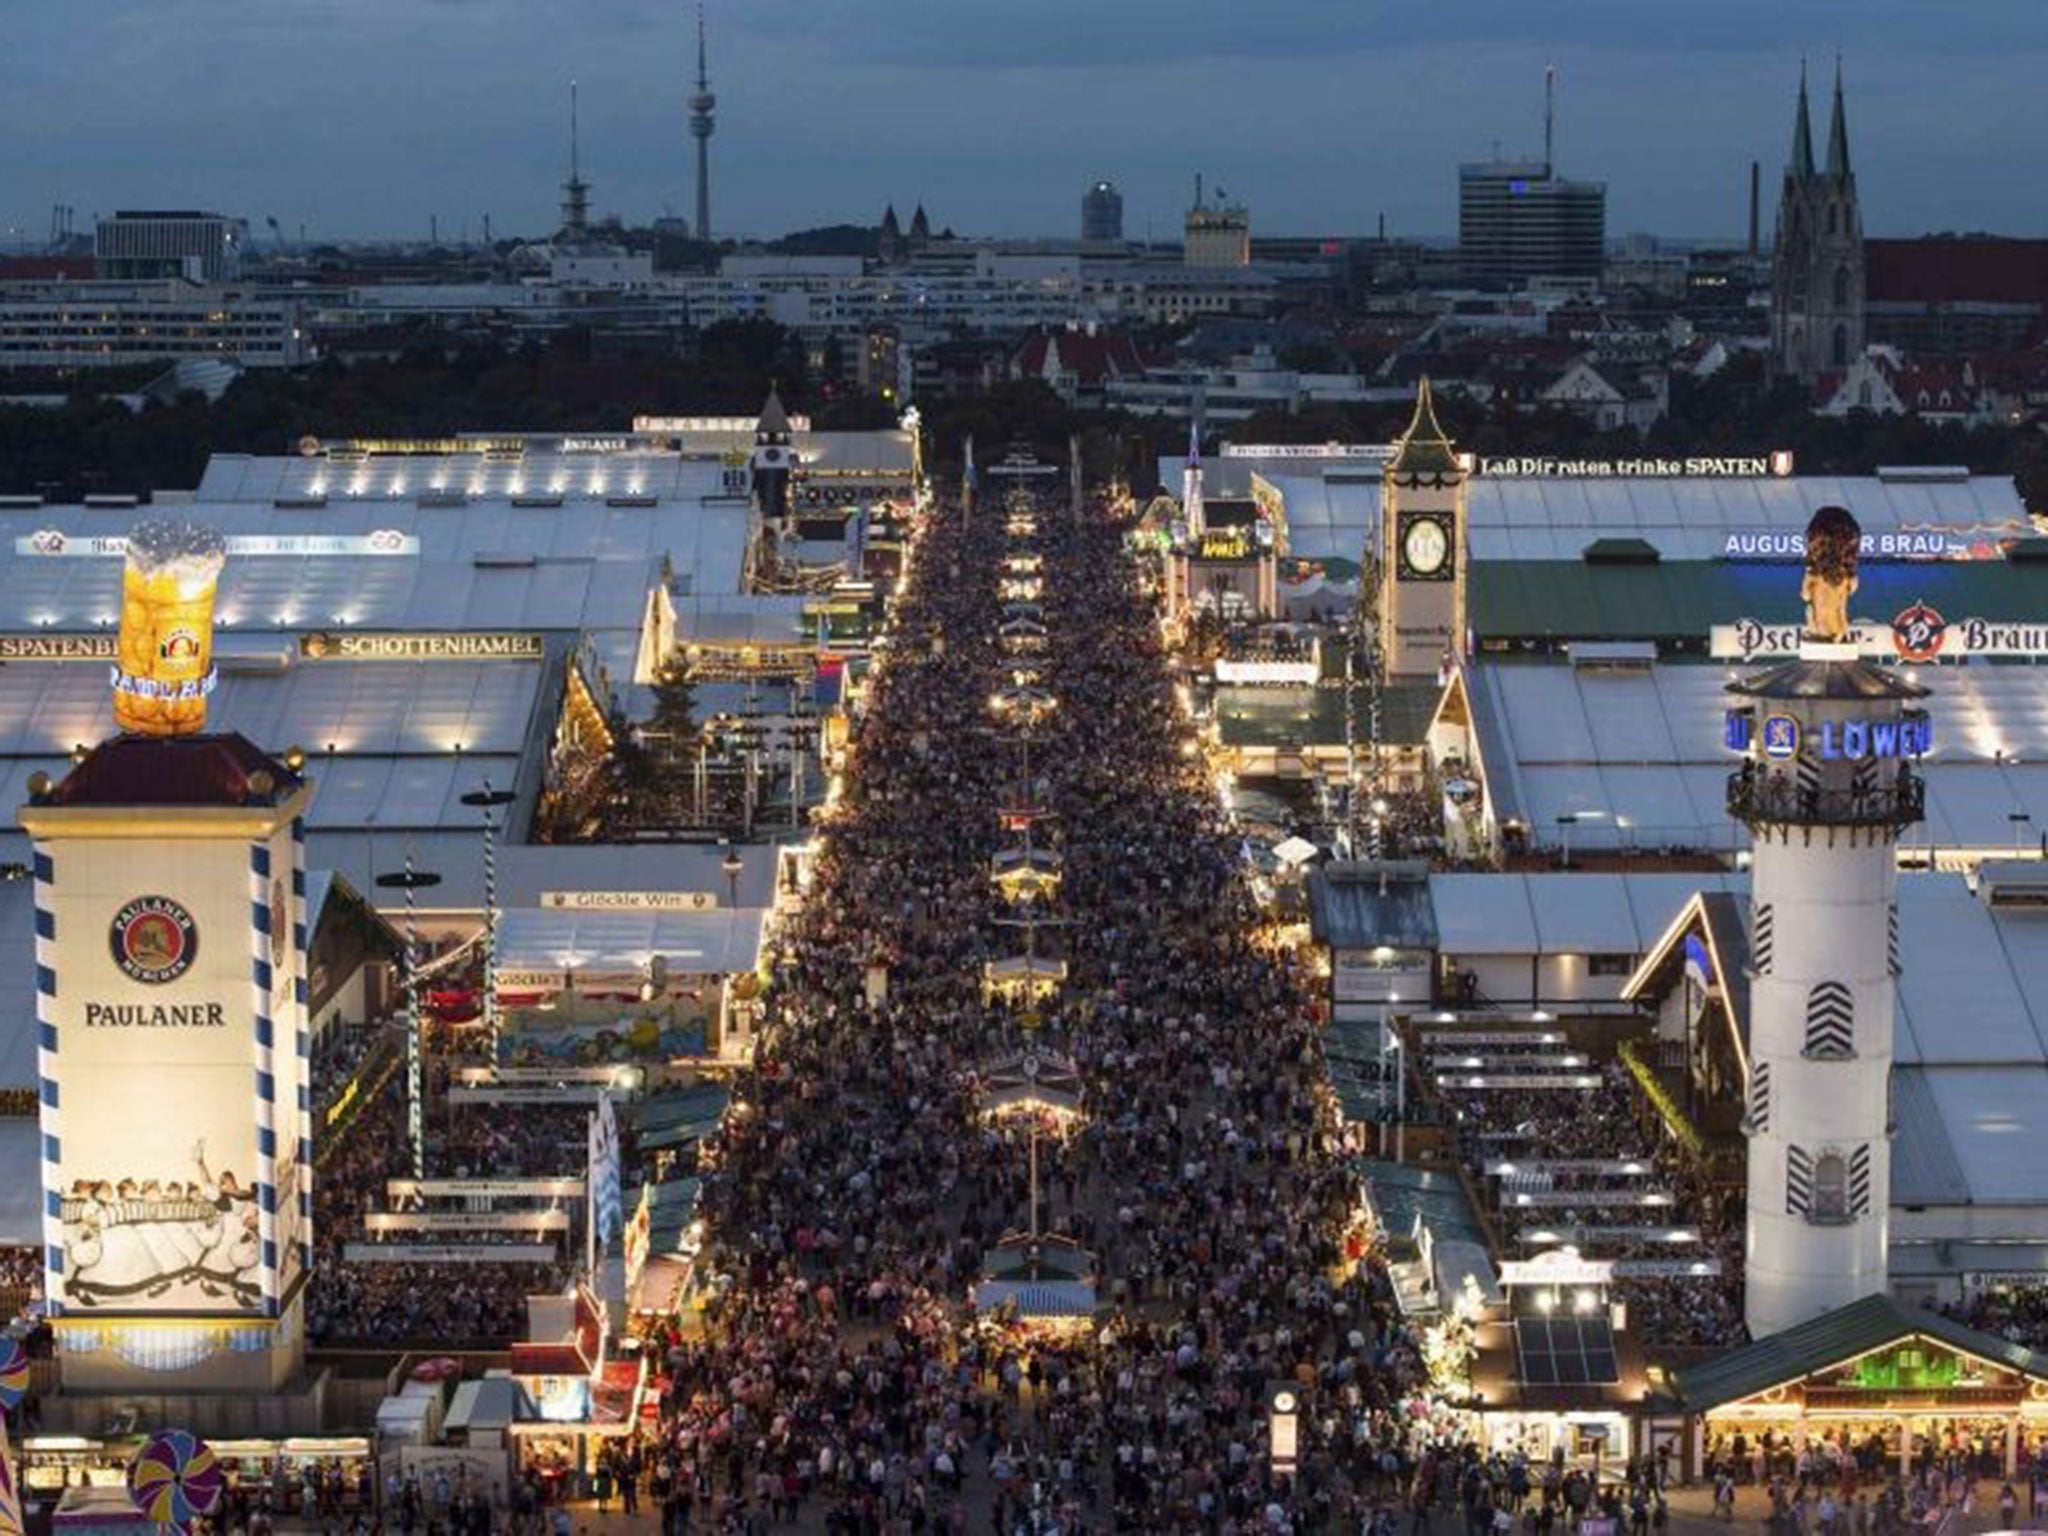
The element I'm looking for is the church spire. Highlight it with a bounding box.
[1825,57,1851,180]
[1791,61,1815,180]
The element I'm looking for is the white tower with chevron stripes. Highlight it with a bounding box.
[1725,505,1927,1339]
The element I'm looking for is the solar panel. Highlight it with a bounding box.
[1514,1317,1620,1386]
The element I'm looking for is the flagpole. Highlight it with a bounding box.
[586,1107,598,1279]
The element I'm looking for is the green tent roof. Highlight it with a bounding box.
[1471,559,2048,644]
[1215,681,1441,751]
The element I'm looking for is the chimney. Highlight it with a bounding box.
[1748,160,1761,255]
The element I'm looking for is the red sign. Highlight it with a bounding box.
[1891,602,1948,663]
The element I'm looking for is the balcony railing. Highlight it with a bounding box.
[1726,768,1925,830]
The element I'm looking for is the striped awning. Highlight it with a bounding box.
[974,1279,1096,1318]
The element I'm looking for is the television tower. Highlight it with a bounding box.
[688,2,716,240]
[560,81,591,245]
[1727,506,1927,1339]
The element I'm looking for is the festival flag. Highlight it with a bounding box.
[588,1093,623,1248]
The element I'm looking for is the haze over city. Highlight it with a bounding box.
[6,0,2048,241]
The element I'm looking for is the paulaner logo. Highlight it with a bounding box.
[109,895,197,985]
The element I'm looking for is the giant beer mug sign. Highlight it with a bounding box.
[112,521,225,736]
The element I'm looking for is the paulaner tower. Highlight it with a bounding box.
[1726,505,1926,1339]
[18,523,316,1421]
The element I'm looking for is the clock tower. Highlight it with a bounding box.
[1379,378,1466,681]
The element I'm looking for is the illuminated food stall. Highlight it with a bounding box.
[1673,1293,2048,1481]
[492,907,767,1061]
[506,1287,647,1497]
[972,1054,1096,1332]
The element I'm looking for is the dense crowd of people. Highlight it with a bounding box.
[1941,1283,2048,1351]
[639,484,1459,1530]
[307,1064,571,1346]
[1444,1067,1749,1349]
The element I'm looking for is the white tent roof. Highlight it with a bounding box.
[1259,473,2029,564]
[0,474,754,635]
[1429,871,1743,958]
[1893,1064,2048,1209]
[1470,659,2048,852]
[498,845,779,910]
[496,907,766,976]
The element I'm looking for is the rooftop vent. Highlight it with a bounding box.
[1569,641,1658,672]
[1976,860,2048,910]
[1582,537,1661,565]
[274,495,328,510]
[216,646,293,675]
[1874,465,1970,484]
[83,494,140,510]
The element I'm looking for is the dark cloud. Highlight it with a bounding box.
[0,1,2042,243]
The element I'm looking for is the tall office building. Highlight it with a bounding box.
[1770,63,1864,382]
[95,211,245,283]
[1457,66,1603,286]
[1082,180,1124,243]
[1184,178,1249,268]
[1457,163,1605,285]
[688,2,716,240]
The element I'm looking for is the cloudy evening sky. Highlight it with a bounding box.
[4,0,2046,246]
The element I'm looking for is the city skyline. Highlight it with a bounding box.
[4,0,2047,246]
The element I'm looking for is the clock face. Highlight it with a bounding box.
[1402,515,1451,578]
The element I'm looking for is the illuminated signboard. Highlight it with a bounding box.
[0,635,118,661]
[1760,714,1799,759]
[1471,452,1793,478]
[323,438,530,457]
[1712,610,2048,661]
[299,632,545,661]
[538,891,718,912]
[1222,443,1393,461]
[1813,717,1932,761]
[1722,526,2025,562]
[1733,708,1932,760]
[18,530,417,558]
[632,415,814,433]
[1214,658,1319,685]
[1195,533,1252,560]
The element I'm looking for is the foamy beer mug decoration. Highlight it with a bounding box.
[111,520,226,736]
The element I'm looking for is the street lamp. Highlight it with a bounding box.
[460,782,518,1068]
[721,844,745,907]
[376,854,443,1180]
